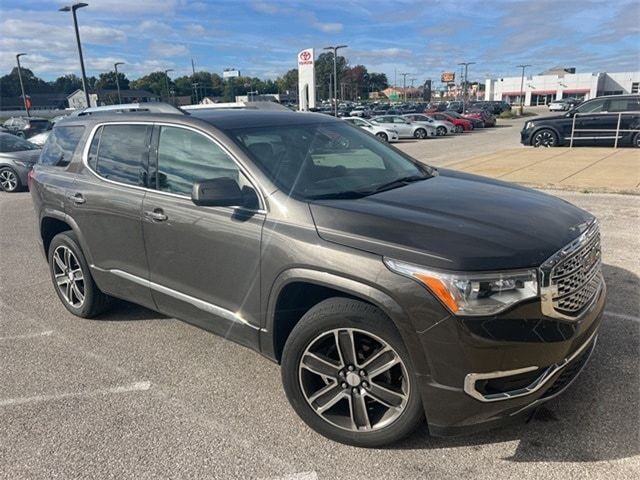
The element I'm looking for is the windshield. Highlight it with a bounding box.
[228,122,430,200]
[0,134,38,152]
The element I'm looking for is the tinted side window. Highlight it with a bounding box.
[607,98,640,112]
[156,126,239,196]
[87,126,102,171]
[39,126,85,167]
[575,99,605,114]
[95,125,150,186]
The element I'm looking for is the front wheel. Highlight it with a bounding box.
[532,128,558,147]
[375,132,388,142]
[414,128,427,139]
[0,167,20,192]
[633,132,640,148]
[436,126,446,136]
[281,298,424,447]
[455,125,463,134]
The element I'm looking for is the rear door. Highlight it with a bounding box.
[70,122,155,308]
[141,124,265,348]
[570,97,607,145]
[605,97,640,145]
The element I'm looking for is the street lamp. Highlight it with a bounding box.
[15,53,30,117]
[164,69,174,104]
[323,45,347,116]
[113,62,124,104]
[458,62,476,102]
[59,2,90,108]
[517,64,532,115]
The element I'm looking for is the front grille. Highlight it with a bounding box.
[548,224,602,317]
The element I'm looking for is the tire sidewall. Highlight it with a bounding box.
[281,298,424,447]
[48,231,100,318]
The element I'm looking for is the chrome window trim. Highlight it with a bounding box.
[463,329,598,403]
[80,121,268,214]
[539,219,602,321]
[91,265,260,331]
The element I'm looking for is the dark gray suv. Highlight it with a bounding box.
[30,108,606,447]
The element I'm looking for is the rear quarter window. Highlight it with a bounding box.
[39,126,85,167]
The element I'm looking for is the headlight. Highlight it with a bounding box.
[524,121,535,130]
[384,258,538,316]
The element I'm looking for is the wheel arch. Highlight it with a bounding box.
[40,212,94,266]
[530,125,563,145]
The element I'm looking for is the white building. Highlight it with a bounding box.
[485,70,640,106]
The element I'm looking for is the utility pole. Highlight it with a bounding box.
[323,45,347,116]
[59,2,90,108]
[458,62,475,103]
[409,77,417,101]
[191,58,199,104]
[164,68,174,104]
[517,64,532,115]
[15,53,30,117]
[114,62,124,104]
[399,72,409,102]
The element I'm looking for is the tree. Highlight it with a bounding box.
[367,72,389,94]
[345,65,368,100]
[51,74,83,94]
[276,69,298,94]
[314,52,348,100]
[0,67,50,97]
[130,71,173,97]
[95,71,130,91]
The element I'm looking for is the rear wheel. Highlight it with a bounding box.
[436,126,446,136]
[375,132,388,142]
[633,132,640,148]
[455,125,463,133]
[0,167,20,192]
[532,129,558,147]
[281,298,424,447]
[48,231,111,318]
[414,128,427,139]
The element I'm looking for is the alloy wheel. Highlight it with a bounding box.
[533,130,557,147]
[52,245,85,308]
[415,129,426,139]
[436,126,446,136]
[298,328,409,432]
[0,169,18,192]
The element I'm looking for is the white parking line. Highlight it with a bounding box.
[0,330,54,341]
[606,310,640,323]
[265,472,318,480]
[0,381,151,407]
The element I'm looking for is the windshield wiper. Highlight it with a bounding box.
[307,190,370,200]
[368,175,428,194]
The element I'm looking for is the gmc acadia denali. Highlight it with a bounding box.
[30,107,606,447]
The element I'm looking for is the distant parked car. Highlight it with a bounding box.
[445,111,484,129]
[343,117,400,142]
[349,107,372,118]
[2,117,51,139]
[402,114,455,136]
[0,133,41,192]
[27,131,51,147]
[371,115,436,139]
[463,108,497,127]
[548,98,580,112]
[446,101,465,114]
[429,112,473,133]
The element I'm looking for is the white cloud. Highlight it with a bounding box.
[139,20,174,36]
[313,22,343,34]
[149,40,188,58]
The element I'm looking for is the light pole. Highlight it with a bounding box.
[114,62,124,104]
[458,62,476,103]
[399,72,409,102]
[324,45,347,116]
[164,69,174,104]
[15,53,30,117]
[517,64,531,115]
[59,3,90,108]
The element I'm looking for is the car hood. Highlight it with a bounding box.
[309,169,593,271]
[0,149,40,164]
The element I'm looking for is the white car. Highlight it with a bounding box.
[349,107,371,118]
[402,114,455,136]
[370,115,437,139]
[548,99,579,111]
[343,117,400,142]
[27,131,51,147]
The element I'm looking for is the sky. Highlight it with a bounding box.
[1,0,639,84]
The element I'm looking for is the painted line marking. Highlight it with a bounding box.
[605,310,640,323]
[0,330,54,341]
[266,472,318,480]
[0,381,152,407]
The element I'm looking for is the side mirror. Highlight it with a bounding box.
[192,177,245,207]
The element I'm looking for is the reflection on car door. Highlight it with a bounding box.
[142,125,265,349]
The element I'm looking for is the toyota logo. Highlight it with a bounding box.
[300,51,311,61]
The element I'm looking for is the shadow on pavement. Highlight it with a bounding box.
[394,262,639,463]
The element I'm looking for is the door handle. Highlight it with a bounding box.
[144,209,168,222]
[68,193,86,205]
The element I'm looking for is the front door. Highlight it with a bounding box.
[142,124,265,349]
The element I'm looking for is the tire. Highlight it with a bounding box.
[0,167,21,192]
[375,132,388,142]
[281,298,424,447]
[633,132,640,148]
[532,128,558,147]
[455,125,463,134]
[414,128,427,139]
[48,231,111,318]
[436,126,446,136]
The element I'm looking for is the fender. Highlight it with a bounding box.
[39,209,95,268]
[261,267,431,377]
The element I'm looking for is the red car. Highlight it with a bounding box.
[429,112,473,133]
[463,108,497,127]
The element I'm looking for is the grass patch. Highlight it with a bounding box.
[499,110,538,119]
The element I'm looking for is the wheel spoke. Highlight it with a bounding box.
[70,268,84,282]
[71,283,84,304]
[55,274,70,287]
[301,352,341,378]
[362,348,399,378]
[63,247,71,270]
[64,281,72,302]
[53,251,66,272]
[336,330,358,367]
[367,382,406,408]
[350,391,371,430]
[311,384,345,414]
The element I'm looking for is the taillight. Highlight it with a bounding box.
[27,168,35,190]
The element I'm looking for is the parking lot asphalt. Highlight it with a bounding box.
[1,189,639,480]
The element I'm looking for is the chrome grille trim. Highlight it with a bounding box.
[540,220,604,320]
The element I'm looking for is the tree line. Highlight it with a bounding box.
[0,53,388,103]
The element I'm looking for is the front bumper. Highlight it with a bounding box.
[415,277,606,436]
[520,128,534,145]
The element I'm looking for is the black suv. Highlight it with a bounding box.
[521,94,640,147]
[30,107,606,447]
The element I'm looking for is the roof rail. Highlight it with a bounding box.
[69,102,186,117]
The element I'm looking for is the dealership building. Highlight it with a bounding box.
[484,67,640,106]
